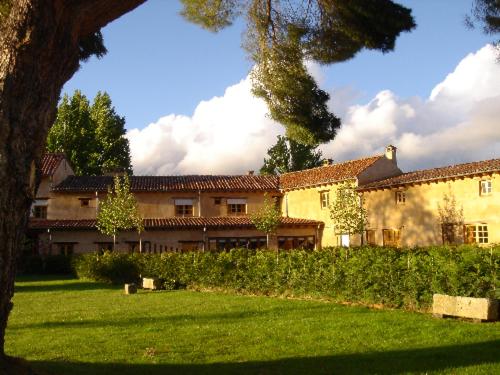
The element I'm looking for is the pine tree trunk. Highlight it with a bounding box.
[0,0,145,360]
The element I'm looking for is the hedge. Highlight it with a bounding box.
[74,245,499,310]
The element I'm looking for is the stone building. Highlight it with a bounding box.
[28,147,499,254]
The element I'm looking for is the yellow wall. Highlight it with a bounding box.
[363,173,500,246]
[283,180,353,247]
[47,191,279,220]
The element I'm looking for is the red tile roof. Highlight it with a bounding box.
[280,156,382,190]
[359,158,500,190]
[53,175,280,193]
[28,217,322,230]
[41,153,65,177]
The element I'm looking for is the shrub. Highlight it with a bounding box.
[73,245,499,310]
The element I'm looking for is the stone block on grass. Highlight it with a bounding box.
[124,283,137,294]
[142,277,161,290]
[432,294,499,321]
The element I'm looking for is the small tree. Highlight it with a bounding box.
[250,194,281,250]
[330,181,368,247]
[437,189,464,245]
[96,175,143,251]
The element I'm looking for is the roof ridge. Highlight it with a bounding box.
[281,154,383,178]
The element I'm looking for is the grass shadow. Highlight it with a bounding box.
[14,280,119,293]
[9,303,337,331]
[30,340,500,375]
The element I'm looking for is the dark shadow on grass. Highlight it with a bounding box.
[14,281,119,293]
[9,303,337,331]
[30,340,500,375]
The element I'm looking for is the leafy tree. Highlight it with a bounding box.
[437,189,464,245]
[260,135,323,175]
[96,175,143,251]
[90,92,132,175]
[330,181,368,246]
[46,91,98,175]
[47,90,132,175]
[250,194,281,249]
[0,0,414,360]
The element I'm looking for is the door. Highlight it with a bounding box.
[341,234,350,247]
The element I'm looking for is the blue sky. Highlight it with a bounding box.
[62,1,499,175]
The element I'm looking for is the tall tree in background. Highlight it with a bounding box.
[46,90,132,175]
[91,91,132,175]
[0,0,415,362]
[260,135,323,175]
[46,91,98,175]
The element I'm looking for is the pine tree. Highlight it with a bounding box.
[0,0,415,359]
[260,135,323,175]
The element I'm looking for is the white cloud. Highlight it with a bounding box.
[322,44,500,171]
[127,77,283,175]
[128,45,500,175]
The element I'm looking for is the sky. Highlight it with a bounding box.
[62,0,500,175]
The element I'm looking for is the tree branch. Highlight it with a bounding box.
[75,0,147,37]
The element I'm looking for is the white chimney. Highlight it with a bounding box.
[385,145,397,165]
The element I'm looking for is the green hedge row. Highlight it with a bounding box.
[74,245,499,310]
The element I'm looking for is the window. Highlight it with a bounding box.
[57,243,74,256]
[176,205,193,216]
[95,242,114,252]
[395,190,406,204]
[33,205,47,219]
[208,237,266,251]
[174,199,194,217]
[441,223,457,245]
[228,204,246,215]
[464,224,488,244]
[480,180,492,196]
[320,191,329,209]
[382,229,401,247]
[79,198,91,207]
[365,230,376,245]
[278,236,315,250]
[227,198,247,216]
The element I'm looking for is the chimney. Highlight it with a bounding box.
[385,145,397,164]
[247,170,254,176]
[322,158,333,166]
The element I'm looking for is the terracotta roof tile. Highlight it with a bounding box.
[41,153,65,177]
[53,175,280,193]
[359,158,500,190]
[28,217,322,230]
[280,156,382,190]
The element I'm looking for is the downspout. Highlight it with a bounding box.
[198,190,201,217]
[285,194,289,217]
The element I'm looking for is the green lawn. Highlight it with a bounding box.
[6,276,500,375]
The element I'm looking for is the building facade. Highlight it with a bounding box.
[28,147,499,254]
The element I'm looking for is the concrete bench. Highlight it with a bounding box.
[142,277,161,290]
[432,294,499,322]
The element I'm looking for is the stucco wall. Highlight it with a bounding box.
[47,190,278,220]
[362,173,500,246]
